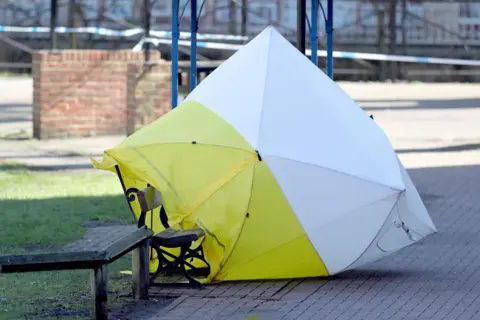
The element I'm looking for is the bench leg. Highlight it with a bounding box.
[132,239,149,299]
[91,265,108,320]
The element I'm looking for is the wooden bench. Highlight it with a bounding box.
[0,225,153,320]
[132,186,211,288]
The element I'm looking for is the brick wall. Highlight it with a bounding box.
[126,62,172,135]
[32,50,171,139]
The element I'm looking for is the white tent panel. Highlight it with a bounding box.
[340,196,410,272]
[397,159,437,232]
[257,28,404,191]
[187,26,404,191]
[309,194,399,274]
[344,191,436,272]
[339,163,436,272]
[263,154,400,274]
[185,28,271,147]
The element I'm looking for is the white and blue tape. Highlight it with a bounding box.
[3,24,478,67]
[306,49,480,67]
[137,37,480,67]
[0,25,248,41]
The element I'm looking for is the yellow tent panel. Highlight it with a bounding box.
[216,161,329,281]
[92,100,328,283]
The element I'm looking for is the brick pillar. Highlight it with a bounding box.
[32,50,165,139]
[126,62,172,135]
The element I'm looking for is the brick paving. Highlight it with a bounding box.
[118,83,480,320]
[127,162,479,320]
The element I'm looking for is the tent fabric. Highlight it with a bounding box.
[92,26,436,283]
[186,27,405,192]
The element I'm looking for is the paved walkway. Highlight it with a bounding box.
[1,80,479,171]
[139,164,480,320]
[2,79,480,319]
[0,77,124,171]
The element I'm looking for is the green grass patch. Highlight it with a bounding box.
[0,72,30,78]
[0,165,137,319]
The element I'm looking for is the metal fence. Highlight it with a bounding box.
[1,0,479,81]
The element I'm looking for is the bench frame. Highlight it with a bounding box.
[114,165,210,288]
[0,225,153,320]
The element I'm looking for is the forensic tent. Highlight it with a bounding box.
[92,26,436,284]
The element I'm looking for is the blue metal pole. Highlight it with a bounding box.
[326,0,334,78]
[310,0,318,65]
[171,0,179,108]
[190,0,197,92]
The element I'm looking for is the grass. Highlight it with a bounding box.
[0,130,31,141]
[0,72,30,78]
[0,165,138,320]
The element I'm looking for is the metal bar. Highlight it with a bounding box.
[388,0,398,81]
[228,0,236,35]
[171,0,179,108]
[310,0,318,65]
[0,34,34,54]
[190,0,198,92]
[0,62,32,68]
[297,0,306,54]
[241,0,247,37]
[50,0,58,50]
[144,0,151,64]
[68,0,76,49]
[114,165,138,220]
[326,0,333,78]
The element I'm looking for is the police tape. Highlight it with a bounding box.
[306,49,480,67]
[0,25,248,41]
[137,37,480,67]
[134,37,244,51]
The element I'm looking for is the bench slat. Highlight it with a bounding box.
[0,225,153,272]
[104,226,153,262]
[0,252,105,273]
[153,227,205,247]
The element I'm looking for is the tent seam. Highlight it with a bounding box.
[255,27,273,151]
[306,191,402,236]
[127,148,184,204]
[214,161,259,279]
[218,226,326,278]
[338,192,402,273]
[304,192,401,274]
[123,147,258,282]
[181,158,256,214]
[236,158,333,276]
[109,142,256,156]
[263,153,405,192]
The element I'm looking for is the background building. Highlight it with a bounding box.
[1,0,479,81]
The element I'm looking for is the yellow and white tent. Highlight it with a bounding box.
[92,26,436,283]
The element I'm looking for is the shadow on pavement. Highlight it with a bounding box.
[0,117,31,124]
[0,163,96,172]
[0,103,31,110]
[0,153,103,160]
[358,98,480,111]
[330,268,424,281]
[396,142,480,154]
